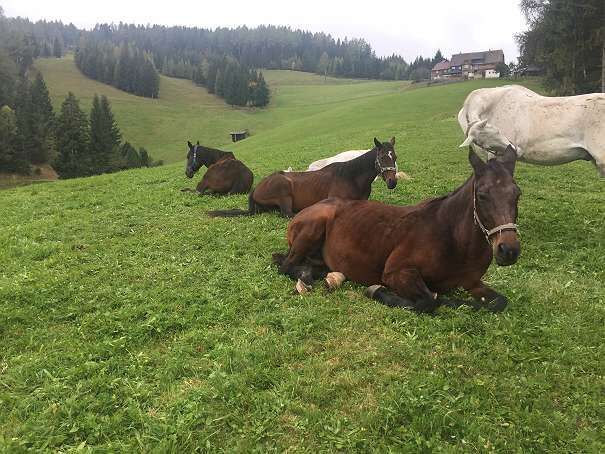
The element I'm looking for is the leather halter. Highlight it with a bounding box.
[472,181,518,245]
[375,151,397,176]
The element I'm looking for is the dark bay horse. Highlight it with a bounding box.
[209,137,398,218]
[274,146,521,313]
[181,141,253,195]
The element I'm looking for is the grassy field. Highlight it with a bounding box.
[1,65,604,452]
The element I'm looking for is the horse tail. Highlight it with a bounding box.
[207,191,259,217]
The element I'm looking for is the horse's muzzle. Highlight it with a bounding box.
[185,168,194,178]
[493,233,520,266]
[386,177,397,190]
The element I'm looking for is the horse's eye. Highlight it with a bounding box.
[477,192,489,201]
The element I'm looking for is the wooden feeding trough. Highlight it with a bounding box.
[230,130,249,142]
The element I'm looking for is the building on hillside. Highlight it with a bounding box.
[230,130,249,142]
[449,50,504,78]
[431,59,451,80]
[431,49,505,80]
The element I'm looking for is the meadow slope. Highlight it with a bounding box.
[35,57,411,164]
[1,69,604,452]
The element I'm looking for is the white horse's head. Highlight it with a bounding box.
[459,119,514,155]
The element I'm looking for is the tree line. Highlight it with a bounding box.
[85,22,438,82]
[517,0,604,94]
[0,7,159,178]
[0,9,442,102]
[75,39,159,98]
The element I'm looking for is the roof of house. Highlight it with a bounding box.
[431,59,451,71]
[450,50,504,66]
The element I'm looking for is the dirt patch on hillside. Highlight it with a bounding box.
[0,164,59,189]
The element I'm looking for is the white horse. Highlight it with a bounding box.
[458,85,605,177]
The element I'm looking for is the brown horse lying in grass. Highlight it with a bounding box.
[208,137,398,217]
[274,146,521,313]
[181,141,253,195]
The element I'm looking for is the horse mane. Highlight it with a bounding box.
[419,175,473,209]
[327,148,377,178]
[197,145,234,165]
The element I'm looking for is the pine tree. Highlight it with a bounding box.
[0,105,29,173]
[253,71,270,107]
[90,94,119,173]
[0,48,17,107]
[55,92,91,178]
[52,37,63,58]
[120,141,141,168]
[29,73,56,164]
[214,68,224,97]
[139,147,150,167]
[115,43,132,93]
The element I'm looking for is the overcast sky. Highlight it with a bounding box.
[3,0,526,62]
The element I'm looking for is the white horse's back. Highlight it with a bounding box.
[307,150,369,171]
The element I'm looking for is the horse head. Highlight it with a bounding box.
[373,137,398,190]
[469,146,521,266]
[460,120,516,156]
[185,140,203,178]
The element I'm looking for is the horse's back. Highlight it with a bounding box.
[202,157,253,194]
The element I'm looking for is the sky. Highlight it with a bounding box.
[2,0,527,63]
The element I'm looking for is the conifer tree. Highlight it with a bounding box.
[139,147,150,167]
[253,71,270,107]
[52,36,63,58]
[0,105,28,173]
[0,48,17,107]
[55,92,91,178]
[120,141,141,168]
[90,94,122,173]
[214,68,224,97]
[28,73,56,164]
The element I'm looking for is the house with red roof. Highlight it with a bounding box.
[431,50,505,80]
[431,59,451,80]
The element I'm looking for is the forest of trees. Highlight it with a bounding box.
[74,22,441,104]
[517,0,604,94]
[75,40,159,98]
[0,9,441,105]
[0,7,158,178]
[85,22,437,82]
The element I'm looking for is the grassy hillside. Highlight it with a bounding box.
[35,57,411,164]
[1,70,603,452]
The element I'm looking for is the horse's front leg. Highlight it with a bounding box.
[367,266,441,313]
[465,280,508,312]
[192,178,210,195]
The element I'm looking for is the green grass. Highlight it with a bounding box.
[1,64,603,452]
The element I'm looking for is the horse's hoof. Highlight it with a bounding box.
[487,296,508,313]
[296,279,312,294]
[324,272,346,291]
[365,284,385,299]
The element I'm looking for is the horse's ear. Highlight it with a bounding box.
[196,141,200,146]
[373,137,382,149]
[459,135,474,148]
[499,144,517,175]
[390,136,396,146]
[187,141,193,148]
[468,148,486,176]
